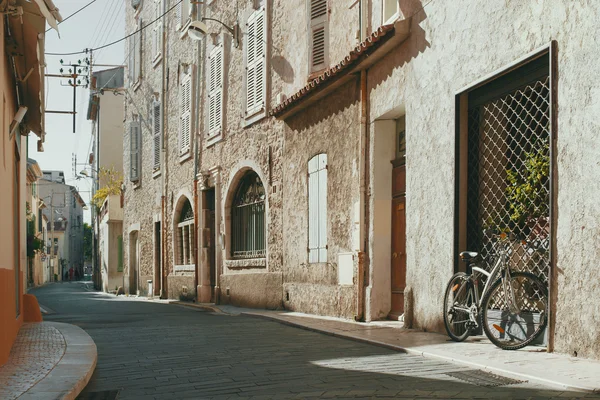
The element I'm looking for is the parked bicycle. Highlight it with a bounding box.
[443,233,548,350]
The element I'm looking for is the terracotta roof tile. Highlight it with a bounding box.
[270,24,395,118]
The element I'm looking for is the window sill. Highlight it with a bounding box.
[132,180,142,190]
[152,169,161,179]
[205,132,223,148]
[179,151,192,164]
[225,258,266,269]
[179,20,191,39]
[132,80,142,92]
[243,108,267,128]
[174,264,195,273]
[153,53,163,69]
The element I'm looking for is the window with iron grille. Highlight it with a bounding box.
[465,54,551,283]
[175,198,195,266]
[231,171,265,259]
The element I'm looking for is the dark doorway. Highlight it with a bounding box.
[206,188,216,302]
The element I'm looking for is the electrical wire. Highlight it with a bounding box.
[45,0,182,56]
[92,0,121,51]
[88,0,117,49]
[95,1,126,60]
[45,0,98,33]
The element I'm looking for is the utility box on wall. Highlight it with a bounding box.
[338,252,354,285]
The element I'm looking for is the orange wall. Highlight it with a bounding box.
[0,15,24,366]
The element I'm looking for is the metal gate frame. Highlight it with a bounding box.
[454,42,558,351]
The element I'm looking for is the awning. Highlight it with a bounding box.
[9,0,61,139]
[270,18,411,120]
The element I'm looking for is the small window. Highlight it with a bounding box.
[129,120,141,182]
[152,100,161,171]
[245,7,266,117]
[175,198,195,266]
[208,44,224,139]
[383,0,400,24]
[231,171,265,259]
[308,0,328,73]
[308,153,327,263]
[152,0,163,62]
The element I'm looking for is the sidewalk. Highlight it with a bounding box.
[175,302,600,393]
[0,321,97,400]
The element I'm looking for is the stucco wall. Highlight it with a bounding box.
[366,0,600,358]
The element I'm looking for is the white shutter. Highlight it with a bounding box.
[175,0,182,29]
[152,101,161,170]
[153,0,162,58]
[208,45,223,137]
[308,154,327,263]
[128,35,135,86]
[130,122,140,181]
[179,70,193,154]
[245,8,265,116]
[317,153,328,261]
[309,0,328,72]
[134,19,142,82]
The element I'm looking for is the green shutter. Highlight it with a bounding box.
[117,236,123,272]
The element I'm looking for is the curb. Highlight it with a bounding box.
[171,301,227,314]
[19,322,97,400]
[240,311,599,394]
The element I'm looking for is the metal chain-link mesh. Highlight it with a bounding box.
[467,76,551,283]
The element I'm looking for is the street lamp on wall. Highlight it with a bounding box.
[187,18,240,47]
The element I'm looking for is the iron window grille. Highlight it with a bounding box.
[231,171,266,259]
[176,199,195,266]
[467,71,550,283]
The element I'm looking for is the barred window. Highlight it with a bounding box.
[231,171,265,259]
[175,198,194,266]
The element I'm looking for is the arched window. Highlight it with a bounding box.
[176,198,194,266]
[231,171,265,259]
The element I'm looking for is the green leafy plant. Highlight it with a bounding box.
[505,141,550,231]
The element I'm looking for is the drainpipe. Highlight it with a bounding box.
[192,1,203,301]
[160,0,168,298]
[355,69,369,321]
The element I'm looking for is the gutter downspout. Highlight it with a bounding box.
[193,0,203,301]
[160,0,167,298]
[355,69,369,322]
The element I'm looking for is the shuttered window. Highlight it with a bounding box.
[152,100,161,171]
[245,7,266,117]
[308,0,328,72]
[129,120,141,182]
[179,69,193,155]
[134,19,142,82]
[208,45,224,138]
[175,0,192,30]
[308,153,327,263]
[152,0,163,60]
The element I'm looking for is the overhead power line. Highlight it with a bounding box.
[45,0,98,33]
[46,0,182,56]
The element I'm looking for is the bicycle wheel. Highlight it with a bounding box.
[481,272,548,350]
[443,272,476,342]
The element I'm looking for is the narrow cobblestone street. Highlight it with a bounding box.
[32,283,600,399]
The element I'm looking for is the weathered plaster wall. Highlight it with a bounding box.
[282,81,361,318]
[367,0,600,358]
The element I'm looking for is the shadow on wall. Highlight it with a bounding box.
[272,55,295,84]
[286,79,361,132]
[369,0,431,91]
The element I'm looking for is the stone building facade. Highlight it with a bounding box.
[123,0,600,360]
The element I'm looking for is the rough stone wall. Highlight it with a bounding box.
[366,0,600,359]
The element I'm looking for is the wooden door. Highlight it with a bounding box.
[390,164,406,319]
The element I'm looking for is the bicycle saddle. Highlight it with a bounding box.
[459,251,480,262]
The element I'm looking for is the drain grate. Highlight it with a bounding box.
[445,370,526,387]
[76,389,120,400]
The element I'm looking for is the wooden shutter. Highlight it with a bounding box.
[175,0,182,29]
[308,153,327,262]
[129,121,140,181]
[179,69,193,154]
[245,8,265,116]
[153,0,162,58]
[208,45,223,137]
[309,0,328,72]
[152,100,161,170]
